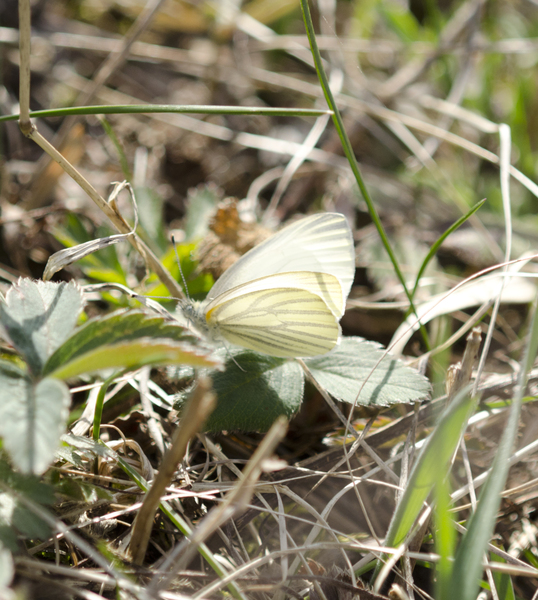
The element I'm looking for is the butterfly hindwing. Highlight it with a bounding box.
[204,271,345,319]
[205,285,340,358]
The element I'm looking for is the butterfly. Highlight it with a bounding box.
[182,212,355,358]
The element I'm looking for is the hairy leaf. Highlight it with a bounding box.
[0,368,71,474]
[304,337,430,406]
[0,279,83,376]
[189,351,304,432]
[44,309,221,377]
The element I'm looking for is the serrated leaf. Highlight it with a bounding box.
[44,309,219,376]
[0,371,71,474]
[304,337,430,406]
[196,351,304,432]
[49,338,221,380]
[0,279,84,376]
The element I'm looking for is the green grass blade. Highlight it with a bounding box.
[410,198,486,304]
[100,117,132,181]
[449,295,538,600]
[299,0,429,349]
[490,548,516,600]
[373,386,478,581]
[434,466,457,600]
[0,105,332,122]
[92,372,118,443]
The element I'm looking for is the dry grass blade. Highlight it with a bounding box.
[148,417,288,594]
[129,376,216,564]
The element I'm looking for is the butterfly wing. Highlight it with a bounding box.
[205,271,344,318]
[205,277,341,357]
[207,213,355,302]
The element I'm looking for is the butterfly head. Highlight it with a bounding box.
[179,298,219,343]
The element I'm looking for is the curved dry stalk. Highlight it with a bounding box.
[16,0,184,298]
[129,376,216,564]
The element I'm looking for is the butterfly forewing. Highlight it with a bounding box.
[205,287,340,358]
[207,213,355,302]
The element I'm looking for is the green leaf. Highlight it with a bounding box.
[0,491,51,542]
[44,309,220,377]
[189,351,304,432]
[142,244,212,301]
[55,478,113,503]
[0,279,84,376]
[434,464,457,600]
[410,199,486,304]
[134,186,167,253]
[304,337,431,406]
[378,0,421,43]
[0,497,18,551]
[0,460,56,505]
[174,338,430,431]
[100,117,132,181]
[50,338,221,380]
[0,368,71,474]
[61,433,118,458]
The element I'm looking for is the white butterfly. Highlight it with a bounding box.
[183,212,355,358]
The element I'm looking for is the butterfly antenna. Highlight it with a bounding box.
[171,234,190,301]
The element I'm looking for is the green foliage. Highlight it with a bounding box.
[43,309,212,377]
[447,299,538,600]
[0,458,54,551]
[305,338,431,406]
[0,372,71,475]
[174,337,431,432]
[490,550,516,600]
[0,279,84,376]
[134,185,168,254]
[144,243,213,302]
[204,352,304,432]
[0,279,220,475]
[374,386,478,580]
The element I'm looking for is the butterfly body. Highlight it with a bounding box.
[184,213,355,358]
